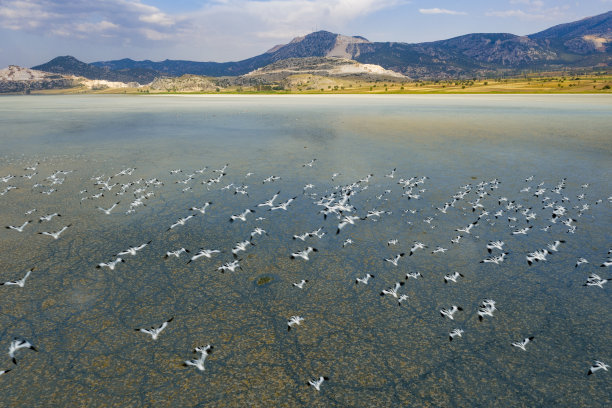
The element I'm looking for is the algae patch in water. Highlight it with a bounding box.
[256,276,273,286]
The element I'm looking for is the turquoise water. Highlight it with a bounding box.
[0,95,610,407]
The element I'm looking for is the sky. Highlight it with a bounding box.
[0,0,611,68]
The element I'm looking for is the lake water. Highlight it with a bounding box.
[0,95,610,407]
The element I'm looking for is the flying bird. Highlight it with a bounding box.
[511,336,534,351]
[307,376,329,391]
[135,317,174,340]
[587,361,609,376]
[8,338,38,364]
[183,345,213,371]
[1,269,33,288]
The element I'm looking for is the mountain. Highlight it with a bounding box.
[38,11,612,80]
[530,11,612,54]
[90,31,370,77]
[32,56,160,84]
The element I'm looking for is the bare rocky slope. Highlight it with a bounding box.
[0,66,78,93]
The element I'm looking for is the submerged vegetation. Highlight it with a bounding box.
[256,276,273,286]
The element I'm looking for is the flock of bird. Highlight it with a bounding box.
[1,156,610,397]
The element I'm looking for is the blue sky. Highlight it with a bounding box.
[1,0,610,68]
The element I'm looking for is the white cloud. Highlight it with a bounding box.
[0,0,402,47]
[139,13,175,27]
[0,0,179,41]
[485,5,569,20]
[510,0,545,7]
[419,8,467,15]
[193,0,402,41]
[486,9,529,18]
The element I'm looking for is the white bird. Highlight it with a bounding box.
[342,239,353,247]
[217,260,241,273]
[397,294,409,306]
[0,369,11,376]
[444,272,464,284]
[164,248,189,258]
[587,361,609,376]
[583,274,610,288]
[432,246,448,254]
[8,338,38,364]
[380,282,405,298]
[183,345,213,371]
[477,304,496,321]
[511,336,534,351]
[310,228,326,239]
[293,279,308,289]
[287,315,304,331]
[480,252,509,265]
[527,249,549,265]
[187,249,221,264]
[258,191,281,208]
[230,209,254,222]
[440,305,463,320]
[262,175,281,184]
[362,209,388,220]
[0,186,17,196]
[449,329,464,341]
[308,376,329,391]
[303,159,316,167]
[293,232,311,241]
[384,253,405,266]
[97,202,120,215]
[232,240,253,258]
[456,222,477,234]
[546,240,565,252]
[250,227,267,239]
[384,168,396,178]
[477,307,495,321]
[355,274,374,285]
[1,269,33,288]
[387,239,399,246]
[168,214,196,230]
[336,215,360,234]
[116,241,151,256]
[575,258,589,268]
[38,224,71,240]
[270,197,296,211]
[486,241,505,253]
[96,257,125,270]
[405,272,423,280]
[135,317,173,340]
[38,213,61,223]
[409,242,427,256]
[190,202,212,214]
[481,299,496,309]
[512,226,532,235]
[291,247,318,261]
[5,220,33,233]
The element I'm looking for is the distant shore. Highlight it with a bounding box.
[6,73,612,95]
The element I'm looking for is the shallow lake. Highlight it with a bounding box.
[0,95,610,407]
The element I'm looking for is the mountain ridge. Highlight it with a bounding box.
[33,11,612,81]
